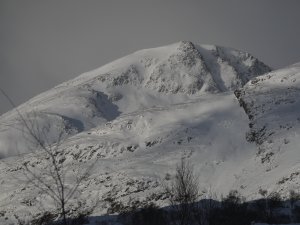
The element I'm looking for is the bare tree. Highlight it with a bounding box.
[166,158,199,225]
[1,88,96,225]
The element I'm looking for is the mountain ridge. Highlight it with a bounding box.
[0,41,271,157]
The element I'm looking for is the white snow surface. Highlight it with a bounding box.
[2,41,300,224]
[0,41,270,158]
[235,62,300,197]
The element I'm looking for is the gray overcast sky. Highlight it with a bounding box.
[1,0,300,115]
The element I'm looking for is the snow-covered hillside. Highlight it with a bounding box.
[235,62,300,195]
[2,41,300,224]
[0,41,270,158]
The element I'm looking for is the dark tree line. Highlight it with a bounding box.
[118,159,300,225]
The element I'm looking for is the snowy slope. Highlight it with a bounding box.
[235,62,300,195]
[0,41,270,158]
[0,93,257,224]
[4,41,300,224]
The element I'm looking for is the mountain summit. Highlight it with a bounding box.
[0,41,270,157]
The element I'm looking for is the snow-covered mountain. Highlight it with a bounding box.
[1,41,300,224]
[0,41,270,157]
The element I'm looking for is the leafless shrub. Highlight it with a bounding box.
[165,158,199,225]
[1,88,97,225]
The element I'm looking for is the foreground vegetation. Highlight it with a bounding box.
[116,159,300,225]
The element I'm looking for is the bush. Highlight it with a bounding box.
[118,203,167,225]
[165,158,199,225]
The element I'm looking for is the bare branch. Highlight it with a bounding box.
[0,87,98,224]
